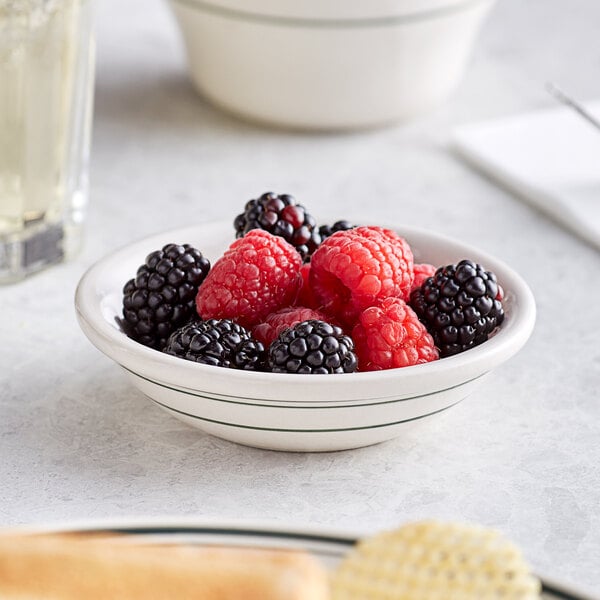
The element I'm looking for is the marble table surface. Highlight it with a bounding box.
[2,0,599,593]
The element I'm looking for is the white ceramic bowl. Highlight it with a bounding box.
[168,0,496,129]
[75,221,535,452]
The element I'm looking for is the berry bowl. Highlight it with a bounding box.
[75,220,535,452]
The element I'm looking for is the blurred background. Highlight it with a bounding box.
[90,0,600,260]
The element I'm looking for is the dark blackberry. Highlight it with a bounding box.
[268,320,358,374]
[121,243,210,350]
[233,192,320,259]
[163,319,266,370]
[233,338,267,371]
[409,259,504,358]
[318,220,355,241]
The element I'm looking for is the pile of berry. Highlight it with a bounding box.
[121,192,504,374]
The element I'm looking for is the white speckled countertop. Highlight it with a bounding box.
[2,0,600,593]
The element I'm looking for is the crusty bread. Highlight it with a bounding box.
[0,533,330,599]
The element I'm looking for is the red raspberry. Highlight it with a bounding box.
[496,284,505,301]
[196,230,302,328]
[352,297,438,371]
[252,306,329,346]
[296,263,321,310]
[411,263,437,293]
[310,226,414,328]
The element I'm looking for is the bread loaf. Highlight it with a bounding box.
[0,533,330,600]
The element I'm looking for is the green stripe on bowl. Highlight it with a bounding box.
[123,365,487,408]
[108,525,355,551]
[151,396,463,432]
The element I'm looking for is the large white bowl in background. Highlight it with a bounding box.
[75,221,535,452]
[167,0,496,129]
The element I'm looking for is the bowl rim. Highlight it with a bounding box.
[75,220,536,396]
[169,0,495,27]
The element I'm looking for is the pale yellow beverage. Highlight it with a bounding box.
[0,0,94,282]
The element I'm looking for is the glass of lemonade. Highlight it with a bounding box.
[0,0,94,283]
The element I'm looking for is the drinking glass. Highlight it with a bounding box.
[0,0,95,282]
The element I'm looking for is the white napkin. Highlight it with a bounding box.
[453,101,600,251]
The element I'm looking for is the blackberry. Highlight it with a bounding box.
[268,320,358,374]
[409,259,504,358]
[233,192,320,259]
[233,338,267,371]
[163,319,266,370]
[122,243,210,350]
[318,220,355,241]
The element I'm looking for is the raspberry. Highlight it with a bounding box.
[306,220,356,261]
[268,320,358,374]
[296,263,321,310]
[309,226,414,328]
[411,263,437,293]
[163,319,266,370]
[196,230,302,328]
[496,284,505,301]
[253,306,329,347]
[352,298,439,371]
[233,192,320,260]
[410,259,504,357]
[121,243,210,350]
